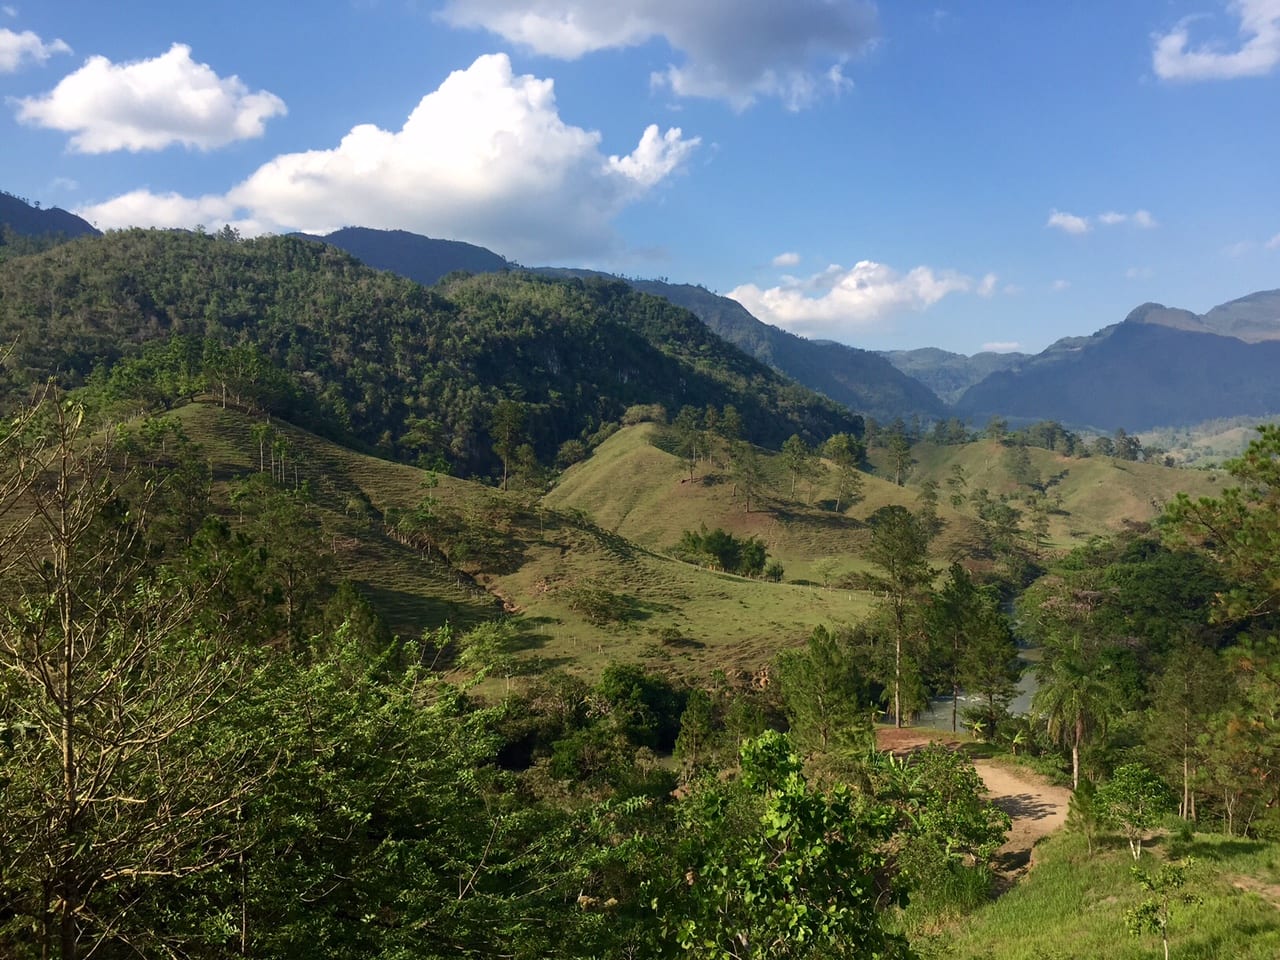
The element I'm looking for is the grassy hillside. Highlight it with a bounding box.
[875,440,1223,548]
[548,426,1223,579]
[175,403,872,679]
[937,831,1280,959]
[547,424,984,585]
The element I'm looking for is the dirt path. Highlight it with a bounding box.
[876,727,1072,876]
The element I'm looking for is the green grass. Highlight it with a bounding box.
[175,405,874,681]
[933,831,1280,960]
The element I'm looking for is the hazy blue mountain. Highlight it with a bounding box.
[955,297,1280,430]
[292,226,511,287]
[0,192,99,240]
[877,347,1029,404]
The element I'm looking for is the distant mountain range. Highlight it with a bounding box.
[950,296,1280,430]
[4,191,1279,433]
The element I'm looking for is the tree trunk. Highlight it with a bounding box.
[894,633,903,729]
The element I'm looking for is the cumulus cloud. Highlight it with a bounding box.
[727,259,975,341]
[772,251,801,267]
[438,0,878,109]
[77,54,699,264]
[1046,209,1090,234]
[0,27,69,72]
[1153,0,1280,80]
[982,341,1021,353]
[15,43,285,152]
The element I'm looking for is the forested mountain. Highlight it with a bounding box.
[627,279,948,422]
[293,225,512,286]
[0,228,860,475]
[288,227,947,422]
[954,303,1280,431]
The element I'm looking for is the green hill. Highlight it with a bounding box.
[0,229,860,477]
[173,403,872,680]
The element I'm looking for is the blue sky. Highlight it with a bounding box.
[1,1,1278,354]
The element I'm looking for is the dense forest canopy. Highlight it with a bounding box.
[0,229,860,479]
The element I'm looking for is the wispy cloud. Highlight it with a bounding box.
[0,27,69,72]
[1125,266,1154,279]
[1046,208,1157,234]
[1267,232,1280,249]
[1051,279,1071,292]
[1046,209,1090,234]
[771,251,801,268]
[1153,0,1280,81]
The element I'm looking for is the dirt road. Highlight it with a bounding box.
[876,727,1072,873]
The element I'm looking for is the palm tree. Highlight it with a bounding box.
[1031,634,1117,789]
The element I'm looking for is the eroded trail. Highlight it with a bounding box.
[875,728,1072,875]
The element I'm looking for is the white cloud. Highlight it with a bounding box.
[1132,209,1158,228]
[1224,239,1255,257]
[15,43,285,152]
[1265,232,1280,249]
[1125,266,1155,279]
[982,341,1021,353]
[1048,208,1157,233]
[2,7,18,19]
[1046,209,1090,234]
[438,0,878,109]
[977,272,998,298]
[1051,279,1071,292]
[0,27,69,72]
[77,54,699,264]
[1153,0,1280,80]
[727,259,975,341]
[772,251,801,268]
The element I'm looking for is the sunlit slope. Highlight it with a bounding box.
[546,424,984,584]
[873,440,1223,546]
[176,404,871,677]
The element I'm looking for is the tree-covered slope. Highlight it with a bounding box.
[0,229,859,474]
[877,346,1028,404]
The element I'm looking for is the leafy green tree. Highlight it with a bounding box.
[490,398,528,491]
[781,434,812,499]
[674,405,704,480]
[1164,423,1280,623]
[1032,635,1119,788]
[888,429,913,486]
[1144,644,1229,821]
[1097,763,1174,860]
[824,432,864,512]
[732,440,769,513]
[927,564,1019,733]
[1126,859,1199,960]
[866,505,935,727]
[1066,776,1102,855]
[652,731,910,960]
[775,626,872,757]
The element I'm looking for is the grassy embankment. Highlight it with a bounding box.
[934,830,1280,960]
